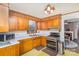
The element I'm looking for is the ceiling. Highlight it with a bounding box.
[9,3,79,18]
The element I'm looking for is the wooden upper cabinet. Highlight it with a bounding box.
[9,11,29,31]
[9,12,18,31]
[17,15,28,30]
[48,16,61,29]
[41,21,48,30]
[52,17,60,29]
[0,5,9,32]
[43,15,61,29]
[47,20,53,29]
[37,21,49,30]
[37,21,41,30]
[37,15,61,30]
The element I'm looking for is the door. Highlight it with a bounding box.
[47,20,53,29]
[9,15,18,31]
[37,22,41,30]
[53,18,60,29]
[41,21,48,30]
[41,36,47,46]
[33,37,41,47]
[19,39,33,55]
[23,39,33,53]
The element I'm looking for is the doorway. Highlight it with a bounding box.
[64,19,79,55]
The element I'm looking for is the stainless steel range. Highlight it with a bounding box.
[47,32,60,52]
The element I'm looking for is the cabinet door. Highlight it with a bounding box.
[0,5,9,32]
[14,44,20,56]
[23,39,33,53]
[33,39,37,47]
[47,20,53,29]
[9,11,29,31]
[19,40,24,55]
[18,15,29,30]
[25,16,29,30]
[18,16,24,30]
[37,22,41,30]
[52,18,60,29]
[37,38,41,46]
[33,37,41,47]
[9,13,18,31]
[19,39,33,55]
[41,21,48,30]
[0,44,19,56]
[0,47,5,56]
[41,36,47,47]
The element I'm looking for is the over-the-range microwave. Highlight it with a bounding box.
[0,32,15,42]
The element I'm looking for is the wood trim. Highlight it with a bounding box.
[41,14,62,21]
[9,10,41,22]
[10,9,79,21]
[62,10,79,16]
[9,10,62,22]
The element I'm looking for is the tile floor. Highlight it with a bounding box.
[22,46,58,56]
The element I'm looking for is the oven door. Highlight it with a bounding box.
[0,34,4,42]
[6,34,15,40]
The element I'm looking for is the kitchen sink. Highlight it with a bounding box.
[29,34,40,37]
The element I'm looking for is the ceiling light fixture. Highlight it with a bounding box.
[44,4,55,14]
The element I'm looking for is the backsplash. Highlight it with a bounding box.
[12,29,60,38]
[37,30,60,36]
[14,31,28,38]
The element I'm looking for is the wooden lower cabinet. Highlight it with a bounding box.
[33,36,47,47]
[33,37,41,47]
[41,36,47,47]
[0,36,47,56]
[0,44,19,56]
[19,36,46,55]
[19,38,33,55]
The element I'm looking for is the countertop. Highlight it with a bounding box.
[0,34,45,48]
[0,30,60,48]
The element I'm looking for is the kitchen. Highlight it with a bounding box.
[0,3,61,56]
[1,3,79,56]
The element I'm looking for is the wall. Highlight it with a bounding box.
[14,31,28,38]
[37,29,59,36]
[74,22,79,39]
[62,12,79,20]
[61,12,79,42]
